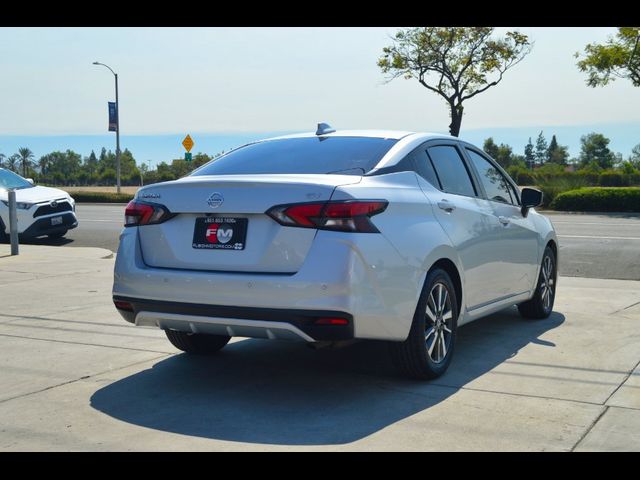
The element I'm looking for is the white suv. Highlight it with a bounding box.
[113,129,557,379]
[0,168,78,241]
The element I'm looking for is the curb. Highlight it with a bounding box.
[0,244,115,261]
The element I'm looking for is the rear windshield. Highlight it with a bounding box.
[192,136,398,176]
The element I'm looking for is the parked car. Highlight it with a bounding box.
[112,127,557,379]
[0,168,77,241]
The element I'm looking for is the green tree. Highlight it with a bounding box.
[119,149,140,185]
[38,150,82,185]
[546,135,569,165]
[483,138,499,159]
[511,154,527,168]
[547,135,558,161]
[7,154,20,173]
[629,143,640,169]
[38,154,52,179]
[524,137,535,169]
[85,150,99,177]
[577,27,640,87]
[534,131,548,167]
[17,147,35,177]
[619,161,637,174]
[579,133,616,169]
[483,137,515,168]
[378,27,531,136]
[156,162,176,182]
[100,168,116,186]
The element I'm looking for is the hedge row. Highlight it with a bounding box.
[550,187,640,212]
[506,169,640,187]
[69,192,134,203]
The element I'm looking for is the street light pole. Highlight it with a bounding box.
[93,61,121,194]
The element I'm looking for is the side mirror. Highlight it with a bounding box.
[520,187,543,217]
[26,178,35,185]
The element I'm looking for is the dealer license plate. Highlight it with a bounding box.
[192,217,247,250]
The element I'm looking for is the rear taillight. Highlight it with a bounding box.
[266,200,388,233]
[124,200,174,227]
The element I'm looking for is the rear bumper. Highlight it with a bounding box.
[20,212,78,239]
[113,226,422,341]
[114,295,353,342]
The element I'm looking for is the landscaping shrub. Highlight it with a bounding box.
[506,166,538,186]
[534,175,588,207]
[599,171,629,187]
[551,187,640,212]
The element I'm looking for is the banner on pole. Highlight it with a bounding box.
[108,102,117,132]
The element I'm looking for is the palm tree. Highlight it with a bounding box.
[38,155,51,178]
[7,154,20,173]
[17,147,34,177]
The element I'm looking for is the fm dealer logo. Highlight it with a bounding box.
[205,224,233,244]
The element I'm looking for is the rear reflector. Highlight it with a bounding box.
[314,317,349,326]
[114,300,134,312]
[266,200,388,233]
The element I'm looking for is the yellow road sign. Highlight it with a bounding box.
[182,134,194,152]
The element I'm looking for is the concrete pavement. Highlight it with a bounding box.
[1,244,639,451]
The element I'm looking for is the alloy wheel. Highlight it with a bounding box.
[540,255,555,312]
[425,282,453,364]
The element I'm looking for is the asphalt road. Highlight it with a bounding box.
[22,204,640,281]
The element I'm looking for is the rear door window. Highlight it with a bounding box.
[426,146,477,197]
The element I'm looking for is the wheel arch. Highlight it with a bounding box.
[428,258,463,318]
[546,238,558,259]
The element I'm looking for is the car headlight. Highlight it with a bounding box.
[1,200,33,209]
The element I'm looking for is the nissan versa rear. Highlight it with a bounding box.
[113,129,558,379]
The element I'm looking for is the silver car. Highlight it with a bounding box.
[113,128,558,379]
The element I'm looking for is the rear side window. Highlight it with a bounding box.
[426,146,476,197]
[192,137,398,176]
[411,148,441,188]
[465,149,517,205]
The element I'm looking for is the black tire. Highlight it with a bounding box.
[48,230,68,239]
[165,329,231,354]
[389,268,459,380]
[518,246,557,319]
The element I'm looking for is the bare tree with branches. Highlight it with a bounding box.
[378,27,532,137]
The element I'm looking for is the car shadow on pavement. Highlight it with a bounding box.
[19,237,74,247]
[90,307,564,446]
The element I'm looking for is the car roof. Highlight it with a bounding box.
[213,130,465,172]
[262,130,455,142]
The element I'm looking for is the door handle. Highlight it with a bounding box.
[498,216,510,225]
[437,200,456,213]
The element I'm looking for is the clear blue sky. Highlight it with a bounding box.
[0,27,638,166]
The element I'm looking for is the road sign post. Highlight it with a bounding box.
[8,189,19,256]
[182,134,194,162]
